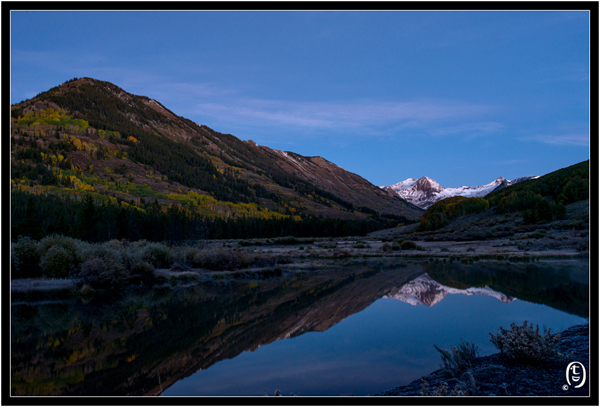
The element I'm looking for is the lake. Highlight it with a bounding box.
[11,259,588,396]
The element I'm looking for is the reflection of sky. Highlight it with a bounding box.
[162,293,586,396]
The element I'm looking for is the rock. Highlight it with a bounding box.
[375,324,590,397]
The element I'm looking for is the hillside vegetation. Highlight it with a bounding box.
[418,160,589,232]
[486,160,588,223]
[418,197,489,231]
[11,78,421,242]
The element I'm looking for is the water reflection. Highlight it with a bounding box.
[11,259,588,396]
[384,273,515,306]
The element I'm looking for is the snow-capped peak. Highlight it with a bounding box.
[381,174,538,209]
[415,176,444,192]
[383,178,418,190]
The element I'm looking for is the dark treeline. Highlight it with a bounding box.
[419,196,490,231]
[418,160,589,231]
[11,191,408,243]
[486,160,588,224]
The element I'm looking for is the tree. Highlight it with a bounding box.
[77,195,98,241]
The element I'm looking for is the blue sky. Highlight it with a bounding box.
[11,10,590,188]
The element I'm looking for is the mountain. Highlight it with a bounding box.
[10,78,423,241]
[382,175,539,209]
[384,273,515,307]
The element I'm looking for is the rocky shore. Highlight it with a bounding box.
[376,324,590,397]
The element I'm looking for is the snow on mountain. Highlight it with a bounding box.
[384,274,515,307]
[381,175,539,209]
[381,178,418,191]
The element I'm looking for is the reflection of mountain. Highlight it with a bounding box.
[11,260,588,397]
[11,262,423,396]
[385,274,515,306]
[424,261,589,318]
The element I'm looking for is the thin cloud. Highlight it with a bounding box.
[522,134,589,147]
[10,48,501,141]
[190,98,497,133]
[430,121,505,137]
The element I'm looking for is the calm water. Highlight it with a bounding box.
[11,259,588,396]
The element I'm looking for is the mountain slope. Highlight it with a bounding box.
[382,175,539,209]
[10,77,423,241]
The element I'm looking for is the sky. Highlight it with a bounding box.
[10,10,590,188]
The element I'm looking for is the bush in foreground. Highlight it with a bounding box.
[433,339,479,377]
[489,321,564,365]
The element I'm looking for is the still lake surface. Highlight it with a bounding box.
[11,259,588,396]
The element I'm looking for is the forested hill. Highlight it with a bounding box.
[417,160,589,231]
[11,77,422,241]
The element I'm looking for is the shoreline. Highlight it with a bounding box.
[375,324,590,397]
[10,253,588,296]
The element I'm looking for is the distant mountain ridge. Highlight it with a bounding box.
[381,175,539,209]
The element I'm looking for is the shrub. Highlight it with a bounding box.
[75,244,124,274]
[433,339,479,377]
[103,239,125,251]
[172,246,199,267]
[333,248,350,258]
[79,257,126,290]
[352,242,371,249]
[318,242,337,249]
[141,243,174,269]
[37,234,79,261]
[274,236,300,245]
[129,261,156,286]
[194,248,245,271]
[381,242,392,253]
[489,321,564,364]
[40,246,75,278]
[131,239,150,249]
[11,236,41,278]
[400,240,422,250]
[80,284,96,298]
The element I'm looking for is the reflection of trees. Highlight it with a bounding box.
[11,262,422,396]
[13,260,586,396]
[425,261,589,318]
